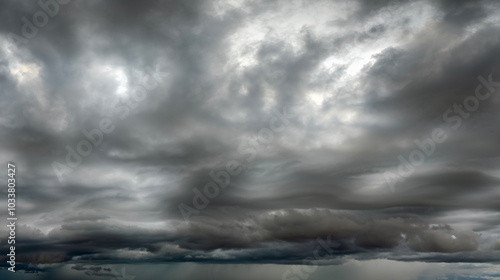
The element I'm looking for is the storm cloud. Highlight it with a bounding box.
[1,0,500,278]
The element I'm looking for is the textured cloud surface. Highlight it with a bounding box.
[1,0,500,278]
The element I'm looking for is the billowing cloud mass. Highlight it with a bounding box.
[1,0,500,278]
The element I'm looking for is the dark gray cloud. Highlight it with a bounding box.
[1,0,500,276]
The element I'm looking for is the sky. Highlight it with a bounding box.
[0,0,500,279]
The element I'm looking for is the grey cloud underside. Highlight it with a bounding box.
[1,0,500,270]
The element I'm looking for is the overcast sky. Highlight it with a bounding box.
[1,0,500,279]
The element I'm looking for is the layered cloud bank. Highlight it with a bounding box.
[1,0,500,275]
